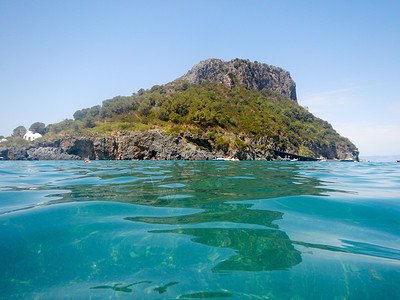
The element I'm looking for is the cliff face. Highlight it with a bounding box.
[92,132,214,160]
[177,58,297,101]
[0,131,359,161]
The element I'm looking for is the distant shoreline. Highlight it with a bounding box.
[360,155,400,162]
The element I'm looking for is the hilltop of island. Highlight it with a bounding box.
[0,58,359,161]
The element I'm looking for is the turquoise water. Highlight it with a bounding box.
[0,161,399,299]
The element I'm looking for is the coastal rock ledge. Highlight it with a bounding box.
[0,130,359,161]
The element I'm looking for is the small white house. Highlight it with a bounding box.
[23,130,42,141]
[0,138,7,143]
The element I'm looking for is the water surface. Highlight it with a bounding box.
[0,161,399,299]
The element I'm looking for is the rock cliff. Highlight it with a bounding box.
[177,58,297,101]
[0,130,359,161]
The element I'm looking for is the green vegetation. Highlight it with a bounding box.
[29,122,46,135]
[12,126,27,138]
[0,137,30,147]
[6,81,355,158]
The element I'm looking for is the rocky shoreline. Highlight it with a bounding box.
[0,131,359,161]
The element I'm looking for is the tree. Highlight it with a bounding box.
[88,105,101,118]
[12,126,27,138]
[83,116,96,128]
[29,122,46,135]
[73,105,101,120]
[73,108,88,120]
[138,99,152,116]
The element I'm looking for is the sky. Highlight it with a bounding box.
[0,1,399,157]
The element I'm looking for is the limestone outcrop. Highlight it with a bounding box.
[177,58,297,101]
[0,130,359,161]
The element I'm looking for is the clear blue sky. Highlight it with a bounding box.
[1,0,399,156]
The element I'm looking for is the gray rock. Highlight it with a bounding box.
[0,130,359,161]
[92,131,214,160]
[177,58,297,101]
[0,147,28,160]
[27,147,81,160]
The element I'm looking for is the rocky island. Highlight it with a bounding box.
[0,58,359,161]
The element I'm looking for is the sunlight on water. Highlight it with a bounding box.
[0,161,399,299]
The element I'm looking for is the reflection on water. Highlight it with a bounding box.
[179,291,233,299]
[90,281,152,293]
[155,228,302,272]
[0,161,400,299]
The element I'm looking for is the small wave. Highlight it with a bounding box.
[158,183,186,188]
[341,239,400,261]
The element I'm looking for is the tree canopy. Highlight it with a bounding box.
[12,126,27,138]
[29,122,46,135]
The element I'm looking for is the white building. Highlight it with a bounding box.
[23,130,42,141]
[0,138,7,143]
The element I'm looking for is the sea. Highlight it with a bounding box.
[0,160,399,299]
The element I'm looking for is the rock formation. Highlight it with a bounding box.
[0,130,359,161]
[177,58,297,101]
[0,58,360,161]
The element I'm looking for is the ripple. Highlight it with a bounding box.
[340,239,400,261]
[158,183,186,188]
[158,195,194,200]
